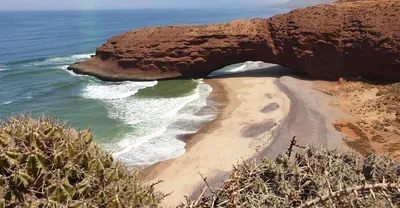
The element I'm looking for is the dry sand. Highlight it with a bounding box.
[143,66,291,207]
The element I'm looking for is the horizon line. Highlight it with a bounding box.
[0,5,290,12]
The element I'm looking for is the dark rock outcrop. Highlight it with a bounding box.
[69,0,400,81]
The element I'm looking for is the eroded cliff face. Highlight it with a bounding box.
[69,19,275,81]
[270,0,400,80]
[69,0,400,81]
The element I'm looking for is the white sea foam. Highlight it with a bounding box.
[44,53,94,65]
[111,81,214,166]
[24,53,94,66]
[57,65,90,77]
[1,95,32,106]
[112,126,168,156]
[83,79,215,166]
[2,101,12,105]
[228,61,264,72]
[209,61,276,76]
[0,65,10,71]
[104,80,211,126]
[58,65,69,70]
[82,81,157,100]
[113,134,187,166]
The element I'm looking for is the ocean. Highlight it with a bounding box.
[0,9,288,166]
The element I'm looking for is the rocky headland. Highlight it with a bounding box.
[69,0,400,81]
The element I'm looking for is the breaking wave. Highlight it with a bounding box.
[82,79,216,166]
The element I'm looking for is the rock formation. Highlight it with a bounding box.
[69,19,273,81]
[69,0,400,81]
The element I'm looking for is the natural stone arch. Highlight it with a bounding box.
[69,0,400,81]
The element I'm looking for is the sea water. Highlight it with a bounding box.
[0,9,288,166]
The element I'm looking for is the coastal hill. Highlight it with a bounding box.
[69,0,400,81]
[275,0,335,8]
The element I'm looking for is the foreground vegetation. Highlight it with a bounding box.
[181,146,400,207]
[1,116,399,207]
[0,116,163,207]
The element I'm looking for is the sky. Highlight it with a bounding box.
[0,0,292,10]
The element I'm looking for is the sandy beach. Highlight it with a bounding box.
[144,66,291,206]
[143,66,353,206]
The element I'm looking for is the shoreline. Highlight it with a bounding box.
[143,66,292,206]
[140,79,230,178]
[178,79,230,149]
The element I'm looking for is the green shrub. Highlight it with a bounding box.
[345,123,369,140]
[0,116,163,207]
[181,147,400,207]
[376,89,393,97]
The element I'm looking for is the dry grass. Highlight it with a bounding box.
[335,122,373,156]
[372,135,387,143]
[180,146,400,207]
[345,123,369,140]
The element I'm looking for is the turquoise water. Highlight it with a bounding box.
[0,9,289,165]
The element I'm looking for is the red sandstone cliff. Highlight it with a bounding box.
[69,19,273,81]
[69,0,400,81]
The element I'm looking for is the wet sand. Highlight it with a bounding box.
[257,76,351,159]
